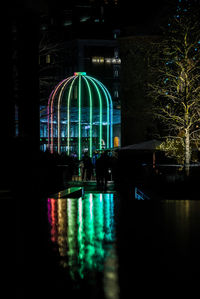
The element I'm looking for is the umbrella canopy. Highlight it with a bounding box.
[120,139,162,151]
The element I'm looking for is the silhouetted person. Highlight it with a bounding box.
[95,154,104,187]
[96,151,110,189]
[102,151,111,189]
[86,157,93,180]
[81,152,93,181]
[111,151,119,187]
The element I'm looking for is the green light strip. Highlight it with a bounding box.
[78,198,84,278]
[82,76,93,157]
[87,76,110,148]
[78,75,81,160]
[67,198,76,278]
[95,80,113,148]
[51,72,113,158]
[57,77,74,154]
[85,194,95,269]
[86,76,103,150]
[67,77,78,155]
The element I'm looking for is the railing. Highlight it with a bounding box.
[50,187,84,199]
[135,187,150,200]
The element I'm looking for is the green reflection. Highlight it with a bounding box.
[58,198,68,257]
[84,193,95,270]
[48,193,116,279]
[78,198,84,277]
[93,193,104,267]
[104,194,113,242]
[67,198,77,278]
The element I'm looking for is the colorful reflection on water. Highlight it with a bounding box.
[47,193,116,280]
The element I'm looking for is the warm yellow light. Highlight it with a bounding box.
[114,136,119,147]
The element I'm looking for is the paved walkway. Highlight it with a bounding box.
[65,177,116,193]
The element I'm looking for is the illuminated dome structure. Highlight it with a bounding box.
[46,72,114,159]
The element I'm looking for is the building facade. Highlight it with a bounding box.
[39,4,122,152]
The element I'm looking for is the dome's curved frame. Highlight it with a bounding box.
[47,72,113,159]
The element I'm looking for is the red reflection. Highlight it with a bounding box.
[48,198,58,242]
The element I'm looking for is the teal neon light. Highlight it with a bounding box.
[78,75,82,160]
[86,77,103,150]
[67,76,78,154]
[87,76,110,148]
[96,80,113,148]
[98,81,113,148]
[48,72,113,157]
[82,76,93,157]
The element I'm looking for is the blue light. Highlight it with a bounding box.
[135,187,150,200]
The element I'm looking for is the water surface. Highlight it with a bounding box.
[44,191,200,297]
[47,192,119,298]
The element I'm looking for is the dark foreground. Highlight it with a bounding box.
[15,178,200,298]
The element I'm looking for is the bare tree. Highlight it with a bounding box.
[148,9,200,175]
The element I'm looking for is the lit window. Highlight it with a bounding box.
[114,70,119,78]
[112,58,121,64]
[114,90,119,97]
[105,58,112,63]
[114,49,119,57]
[92,57,104,64]
[46,54,51,64]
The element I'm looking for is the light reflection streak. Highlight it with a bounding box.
[48,198,58,243]
[78,198,84,277]
[47,193,116,279]
[103,246,120,299]
[58,198,68,257]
